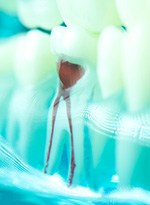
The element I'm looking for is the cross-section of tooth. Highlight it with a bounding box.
[50,26,99,67]
[122,23,150,112]
[97,26,124,99]
[44,26,100,186]
[7,30,57,170]
[116,113,150,191]
[0,0,18,14]
[18,0,63,30]
[56,0,122,33]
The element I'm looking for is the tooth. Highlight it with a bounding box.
[50,26,99,67]
[0,0,17,14]
[0,35,24,137]
[115,0,148,29]
[116,115,150,191]
[87,97,121,190]
[18,0,63,30]
[7,30,57,170]
[56,0,122,33]
[44,26,100,186]
[97,26,124,99]
[122,23,150,112]
[0,35,23,74]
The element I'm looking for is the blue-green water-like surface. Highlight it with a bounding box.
[0,137,149,205]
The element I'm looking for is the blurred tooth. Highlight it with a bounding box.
[123,23,150,112]
[50,26,98,67]
[18,0,63,30]
[0,34,24,137]
[0,0,18,14]
[56,0,122,33]
[115,0,149,28]
[97,26,124,99]
[87,96,121,190]
[14,30,57,86]
[45,92,87,186]
[117,114,150,191]
[0,35,24,74]
[7,30,57,169]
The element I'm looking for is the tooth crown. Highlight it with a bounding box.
[18,0,63,30]
[56,0,122,33]
[14,30,57,87]
[50,26,99,68]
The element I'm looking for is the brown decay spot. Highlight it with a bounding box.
[44,61,85,186]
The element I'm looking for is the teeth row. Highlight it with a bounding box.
[1,0,150,193]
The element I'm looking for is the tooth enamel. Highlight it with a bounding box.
[14,30,57,86]
[18,0,63,30]
[50,26,99,67]
[0,0,18,14]
[7,30,57,169]
[56,0,122,33]
[97,26,124,99]
[117,114,150,191]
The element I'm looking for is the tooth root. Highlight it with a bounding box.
[87,99,120,190]
[50,26,99,67]
[97,26,124,99]
[45,98,68,175]
[67,116,85,186]
[117,131,150,190]
[123,24,150,112]
[56,0,122,33]
[18,0,62,30]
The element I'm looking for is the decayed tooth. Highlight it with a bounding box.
[122,23,150,112]
[0,0,18,14]
[7,30,57,170]
[115,0,149,28]
[18,0,63,30]
[50,26,99,67]
[86,95,122,190]
[56,0,122,33]
[97,26,124,99]
[116,114,150,191]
